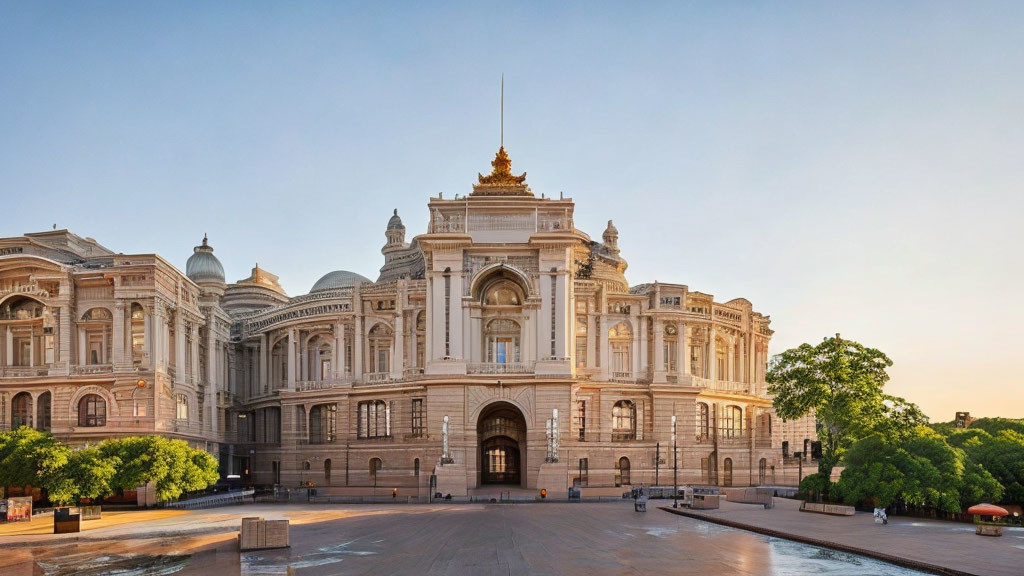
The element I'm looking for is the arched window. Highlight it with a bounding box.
[367,324,393,374]
[575,316,588,368]
[324,459,332,484]
[609,322,632,375]
[81,307,112,365]
[175,394,189,420]
[485,319,521,364]
[758,458,767,485]
[414,311,426,369]
[716,337,728,380]
[615,456,631,487]
[303,460,311,471]
[696,402,710,440]
[723,458,733,487]
[130,303,146,363]
[36,391,51,431]
[663,324,677,372]
[722,405,743,438]
[612,400,636,442]
[369,457,383,485]
[309,403,337,444]
[11,392,31,428]
[78,394,106,427]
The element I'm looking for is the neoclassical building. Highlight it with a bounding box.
[0,147,816,497]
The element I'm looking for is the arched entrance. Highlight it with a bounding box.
[477,402,527,486]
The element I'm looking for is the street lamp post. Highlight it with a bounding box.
[672,415,678,508]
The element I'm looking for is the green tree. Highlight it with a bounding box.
[766,335,901,483]
[0,427,71,491]
[100,436,218,501]
[834,427,1002,513]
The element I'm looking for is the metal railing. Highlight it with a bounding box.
[165,489,255,510]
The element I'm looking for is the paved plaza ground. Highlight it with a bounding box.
[0,500,1019,575]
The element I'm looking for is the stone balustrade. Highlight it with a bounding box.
[467,362,533,375]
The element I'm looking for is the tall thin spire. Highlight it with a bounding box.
[500,73,504,148]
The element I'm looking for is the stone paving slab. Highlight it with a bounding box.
[662,499,1024,576]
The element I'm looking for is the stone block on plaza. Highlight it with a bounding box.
[264,519,290,548]
[692,494,720,509]
[79,505,102,520]
[53,508,81,534]
[433,462,469,497]
[239,517,290,551]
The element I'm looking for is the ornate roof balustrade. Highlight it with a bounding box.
[73,364,112,376]
[0,365,51,378]
[467,362,534,375]
[295,379,352,392]
[689,375,752,394]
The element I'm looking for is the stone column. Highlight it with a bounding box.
[679,322,689,377]
[206,322,217,433]
[112,302,125,368]
[598,315,609,378]
[287,328,296,389]
[708,326,717,385]
[337,321,346,378]
[354,314,363,379]
[727,336,735,382]
[631,316,641,377]
[190,322,200,383]
[59,305,71,368]
[653,318,666,383]
[748,332,755,385]
[259,334,268,392]
[174,314,186,383]
[299,333,308,381]
[392,312,404,379]
[77,326,85,367]
[143,306,152,367]
[409,318,418,370]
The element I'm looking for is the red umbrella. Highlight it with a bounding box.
[967,503,1008,517]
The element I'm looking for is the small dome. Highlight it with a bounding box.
[387,209,405,230]
[186,234,225,284]
[310,270,372,292]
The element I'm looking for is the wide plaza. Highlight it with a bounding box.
[3,500,1017,575]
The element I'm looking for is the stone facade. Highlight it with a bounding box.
[0,147,817,496]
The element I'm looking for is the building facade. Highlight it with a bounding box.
[0,147,816,497]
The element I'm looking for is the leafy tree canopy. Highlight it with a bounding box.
[0,430,218,504]
[766,335,924,481]
[834,427,1002,513]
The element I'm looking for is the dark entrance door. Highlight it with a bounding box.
[478,402,527,486]
[482,436,520,484]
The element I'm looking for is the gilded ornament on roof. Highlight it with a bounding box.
[472,147,531,196]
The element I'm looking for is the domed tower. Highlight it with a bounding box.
[385,209,406,248]
[186,234,226,296]
[603,220,620,254]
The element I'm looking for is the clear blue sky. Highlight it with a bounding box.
[2,2,1022,420]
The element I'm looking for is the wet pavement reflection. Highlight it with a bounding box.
[10,503,930,575]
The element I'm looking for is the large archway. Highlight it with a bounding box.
[477,402,527,486]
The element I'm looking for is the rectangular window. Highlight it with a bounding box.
[575,458,589,487]
[575,400,586,441]
[411,398,425,438]
[358,400,391,439]
[176,394,188,420]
